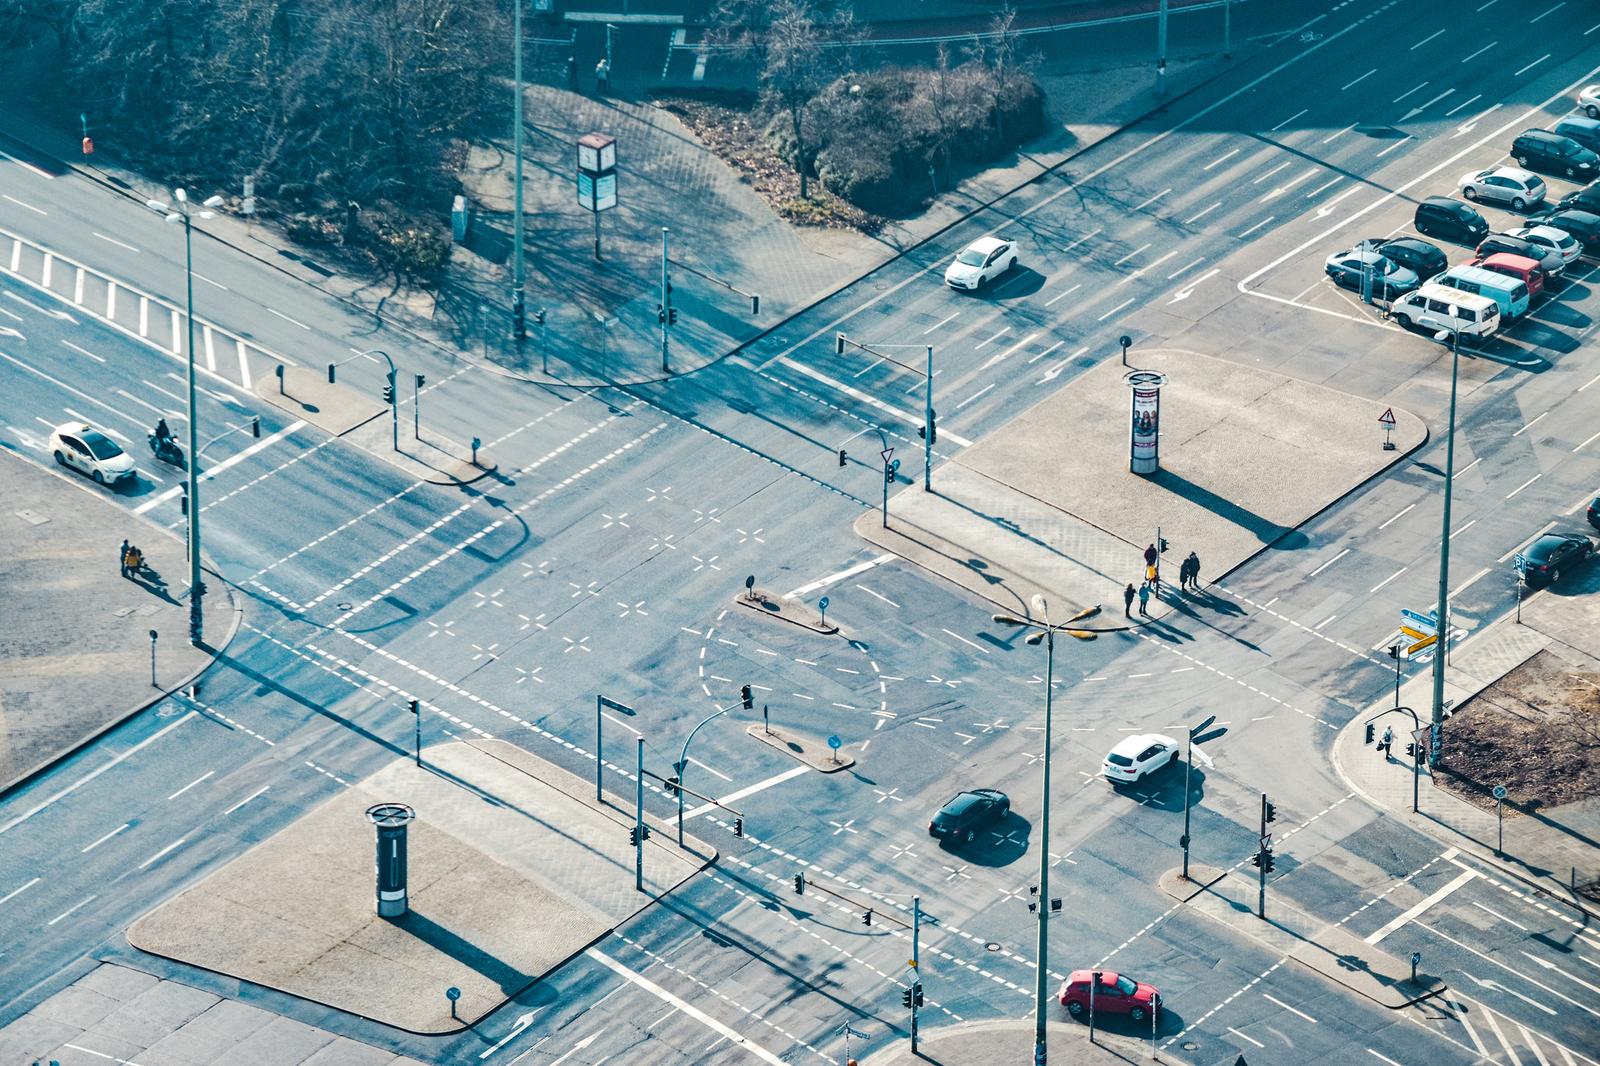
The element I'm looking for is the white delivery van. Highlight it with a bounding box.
[1386,283,1500,339]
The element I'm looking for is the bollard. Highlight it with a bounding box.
[149,629,158,688]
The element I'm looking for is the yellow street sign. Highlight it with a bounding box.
[1399,625,1433,642]
[1407,634,1438,654]
[908,960,918,968]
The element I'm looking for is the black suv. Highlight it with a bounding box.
[928,788,1009,844]
[1360,236,1448,280]
[1511,129,1600,180]
[1517,533,1594,588]
[1415,196,1489,245]
[1554,180,1600,214]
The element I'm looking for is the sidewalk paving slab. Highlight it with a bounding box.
[128,740,711,1033]
[860,348,1426,619]
[0,451,238,795]
[1331,564,1600,919]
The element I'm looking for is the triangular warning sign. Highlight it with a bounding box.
[1378,407,1396,426]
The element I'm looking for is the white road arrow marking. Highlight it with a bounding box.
[3,291,76,322]
[1169,268,1221,303]
[0,326,24,340]
[1315,186,1363,217]
[1520,950,1600,997]
[545,1032,600,1066]
[479,1008,544,1058]
[1454,104,1502,137]
[1463,973,1557,1016]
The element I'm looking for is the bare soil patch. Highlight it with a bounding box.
[652,92,882,235]
[1436,649,1600,814]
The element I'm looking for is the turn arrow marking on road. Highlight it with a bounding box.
[546,1032,600,1066]
[1169,269,1221,304]
[478,1008,544,1058]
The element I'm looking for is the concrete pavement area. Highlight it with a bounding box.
[0,450,237,794]
[860,348,1426,620]
[1333,561,1600,918]
[0,962,428,1066]
[128,740,711,1033]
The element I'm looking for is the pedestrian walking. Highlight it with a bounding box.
[1381,726,1393,761]
[1123,582,1136,617]
[1186,551,1201,591]
[119,538,130,578]
[1137,582,1151,616]
[595,58,611,95]
[1144,543,1158,568]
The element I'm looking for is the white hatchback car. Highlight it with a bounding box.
[1580,84,1600,119]
[49,421,137,486]
[1459,166,1545,211]
[1102,733,1179,784]
[944,235,1017,290]
[1508,224,1583,266]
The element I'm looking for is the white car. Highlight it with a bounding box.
[49,421,137,485]
[1102,733,1179,784]
[944,235,1017,290]
[1580,84,1600,119]
[1508,224,1583,266]
[1459,166,1545,211]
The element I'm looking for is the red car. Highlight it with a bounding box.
[1058,970,1160,1022]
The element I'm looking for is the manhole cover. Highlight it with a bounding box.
[1299,30,1323,42]
[337,602,353,611]
[985,942,1002,952]
[1182,1042,1199,1051]
[14,509,48,525]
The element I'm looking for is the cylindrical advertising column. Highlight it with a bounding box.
[1124,370,1168,475]
[366,802,415,918]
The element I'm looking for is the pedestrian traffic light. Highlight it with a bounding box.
[902,986,913,1008]
[913,984,924,1008]
[666,776,680,797]
[641,824,650,840]
[1406,742,1417,759]
[862,909,873,926]
[733,816,744,838]
[668,308,678,325]
[1263,851,1276,874]
[741,684,753,710]
[793,873,805,895]
[382,381,395,404]
[1365,722,1375,745]
[657,305,665,324]
[1264,800,1277,824]
[1159,537,1169,553]
[409,699,419,715]
[415,373,425,390]
[629,826,640,846]
[1250,852,1262,869]
[82,136,94,155]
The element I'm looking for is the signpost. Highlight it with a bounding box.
[1493,784,1507,855]
[818,595,830,628]
[827,734,842,765]
[576,133,617,260]
[1379,406,1397,450]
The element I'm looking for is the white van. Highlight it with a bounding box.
[1387,283,1500,339]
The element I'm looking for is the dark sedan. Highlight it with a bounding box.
[1587,495,1599,532]
[1324,249,1420,298]
[929,788,1010,844]
[1517,533,1594,588]
[1361,237,1448,281]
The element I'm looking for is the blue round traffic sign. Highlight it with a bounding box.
[445,986,461,1001]
[818,596,829,610]
[827,734,842,750]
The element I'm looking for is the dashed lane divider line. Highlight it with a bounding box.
[1132,630,1339,729]
[1211,582,1385,666]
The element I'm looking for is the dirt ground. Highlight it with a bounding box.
[1437,649,1600,814]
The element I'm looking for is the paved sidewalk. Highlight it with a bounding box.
[0,962,427,1066]
[858,1018,1187,1066]
[1331,562,1600,917]
[0,451,238,795]
[858,348,1425,623]
[128,740,710,1033]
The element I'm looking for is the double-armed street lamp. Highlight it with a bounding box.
[145,188,223,646]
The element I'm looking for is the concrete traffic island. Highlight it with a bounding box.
[127,740,711,1033]
[256,366,495,486]
[734,586,840,635]
[747,723,856,772]
[858,348,1426,618]
[0,451,238,794]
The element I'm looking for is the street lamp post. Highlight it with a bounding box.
[676,704,732,845]
[993,595,1066,1066]
[511,0,527,342]
[1429,322,1463,766]
[146,188,223,646]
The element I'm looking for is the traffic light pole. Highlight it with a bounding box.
[1181,730,1194,879]
[923,344,934,491]
[911,895,922,1053]
[1257,793,1268,919]
[635,737,645,892]
[677,705,732,846]
[661,228,670,372]
[1430,328,1462,767]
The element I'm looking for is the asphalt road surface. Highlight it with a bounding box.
[2,0,1600,1063]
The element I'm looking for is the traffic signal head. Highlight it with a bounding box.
[1406,743,1417,759]
[1365,722,1375,745]
[750,294,760,316]
[1250,852,1262,868]
[862,909,873,926]
[666,776,680,797]
[741,684,753,710]
[836,333,846,355]
[733,816,744,838]
[533,309,545,326]
[1265,800,1277,824]
[409,699,419,715]
[1263,851,1276,874]
[382,382,395,404]
[838,448,847,468]
[668,308,678,325]
[793,873,805,895]
[657,305,665,324]
[1159,537,1169,553]
[913,984,924,1008]
[415,373,425,389]
[327,363,337,384]
[902,987,913,1008]
[629,826,640,846]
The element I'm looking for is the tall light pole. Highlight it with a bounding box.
[511,0,527,343]
[146,188,223,646]
[1156,0,1170,94]
[994,595,1067,1066]
[1428,321,1463,765]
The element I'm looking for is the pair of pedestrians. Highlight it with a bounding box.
[1179,551,1202,592]
[1123,580,1153,617]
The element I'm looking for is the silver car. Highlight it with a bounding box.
[1459,166,1545,211]
[1508,224,1583,266]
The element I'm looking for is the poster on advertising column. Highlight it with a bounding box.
[1125,370,1166,475]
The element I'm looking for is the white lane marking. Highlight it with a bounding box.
[1444,998,1492,1059]
[786,553,894,598]
[1444,94,1482,118]
[1529,2,1563,24]
[1341,69,1376,91]
[80,822,131,853]
[1514,55,1550,78]
[1462,41,1497,63]
[0,712,196,836]
[266,307,310,329]
[237,342,254,389]
[1133,189,1170,211]
[775,357,973,447]
[922,311,958,335]
[1394,81,1428,103]
[955,383,994,410]
[2,194,46,215]
[1576,429,1600,452]
[1061,227,1102,254]
[1252,161,1291,185]
[1237,217,1276,239]
[47,895,97,926]
[1203,148,1239,170]
[1112,242,1151,268]
[1368,1052,1402,1066]
[1045,283,1081,307]
[93,232,138,252]
[603,712,641,737]
[1168,256,1206,279]
[1449,518,1476,541]
[63,340,105,364]
[0,877,41,907]
[1271,109,1307,132]
[1184,202,1222,224]
[1369,567,1406,593]
[1097,296,1135,321]
[1261,993,1316,1023]
[223,785,270,816]
[1519,950,1600,997]
[585,948,787,1066]
[137,838,186,870]
[1309,548,1350,578]
[1228,1027,1264,1048]
[1367,869,1477,944]
[1517,1025,1554,1066]
[1451,566,1492,599]
[1500,522,1557,563]
[1320,123,1357,145]
[687,756,731,783]
[193,272,227,291]
[1506,473,1541,499]
[974,326,1011,349]
[167,770,214,799]
[981,332,1039,370]
[685,765,811,820]
[1477,998,1525,1064]
[1378,502,1416,530]
[1411,28,1444,49]
[133,421,304,514]
[202,327,216,373]
[941,627,989,653]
